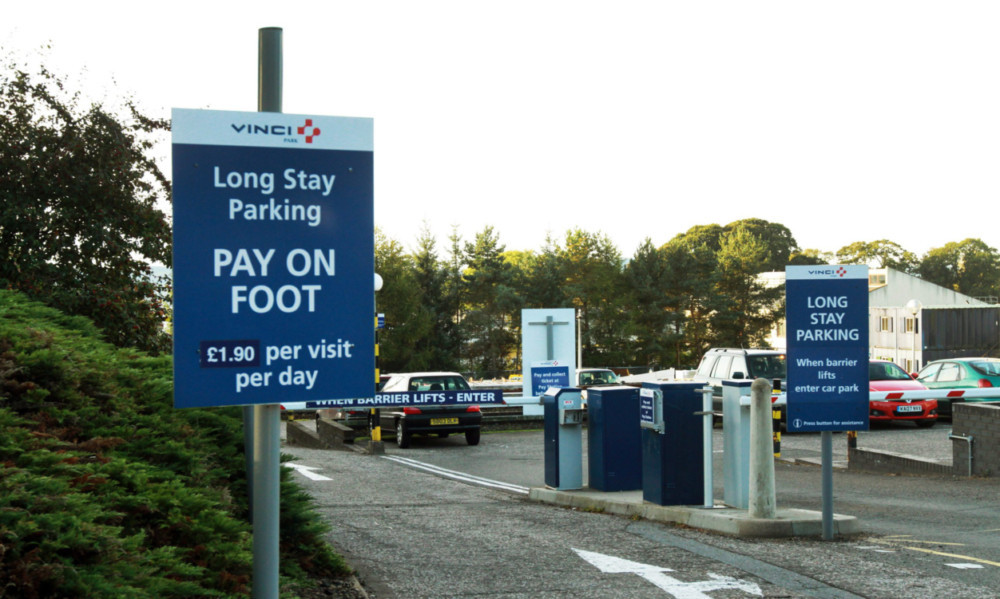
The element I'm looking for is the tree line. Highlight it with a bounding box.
[3,60,999,373]
[376,222,1000,378]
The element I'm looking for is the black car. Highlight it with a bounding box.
[379,372,483,448]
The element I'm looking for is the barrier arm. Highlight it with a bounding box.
[867,388,1000,402]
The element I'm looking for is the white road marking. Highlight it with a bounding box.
[383,455,530,495]
[286,463,332,481]
[574,548,762,599]
[947,563,985,569]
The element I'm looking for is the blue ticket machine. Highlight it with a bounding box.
[639,382,704,506]
[587,386,642,491]
[543,387,584,490]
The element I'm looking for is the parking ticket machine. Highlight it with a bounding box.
[543,387,584,490]
[640,382,704,506]
[589,386,642,492]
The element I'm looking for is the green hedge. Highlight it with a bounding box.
[0,291,348,598]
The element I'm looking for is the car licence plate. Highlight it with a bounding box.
[896,405,922,414]
[430,418,459,425]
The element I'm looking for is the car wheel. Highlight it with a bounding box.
[465,428,481,446]
[915,419,936,428]
[396,419,411,448]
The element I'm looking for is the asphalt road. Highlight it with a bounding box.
[283,423,1000,598]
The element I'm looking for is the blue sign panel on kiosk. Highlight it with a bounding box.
[639,388,656,429]
[786,265,869,432]
[172,109,374,408]
[532,363,570,396]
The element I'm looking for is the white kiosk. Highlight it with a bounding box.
[517,308,577,416]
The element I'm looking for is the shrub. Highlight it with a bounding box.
[0,290,348,598]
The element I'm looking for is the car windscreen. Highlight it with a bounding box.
[588,371,619,384]
[970,360,1000,377]
[407,376,471,391]
[747,354,786,379]
[869,362,911,381]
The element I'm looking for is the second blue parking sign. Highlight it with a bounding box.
[786,265,869,432]
[172,109,374,409]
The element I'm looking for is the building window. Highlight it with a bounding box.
[903,317,918,334]
[879,316,893,332]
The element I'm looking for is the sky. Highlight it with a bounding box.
[4,1,1000,260]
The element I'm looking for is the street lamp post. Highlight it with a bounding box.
[905,299,922,372]
[576,309,582,369]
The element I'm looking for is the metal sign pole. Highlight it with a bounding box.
[701,386,714,508]
[253,26,282,599]
[821,431,834,540]
[252,404,280,598]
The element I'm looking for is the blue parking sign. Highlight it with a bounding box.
[531,362,570,396]
[172,109,374,408]
[786,265,869,432]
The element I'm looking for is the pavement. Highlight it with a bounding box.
[526,487,859,538]
[521,423,957,537]
[370,428,860,539]
[486,412,931,537]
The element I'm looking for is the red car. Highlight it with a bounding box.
[868,360,937,427]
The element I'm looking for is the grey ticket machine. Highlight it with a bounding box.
[722,380,752,509]
[543,387,584,490]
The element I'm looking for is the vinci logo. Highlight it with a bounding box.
[297,119,321,143]
[807,267,848,278]
[229,118,322,144]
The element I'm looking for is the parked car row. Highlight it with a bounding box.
[688,348,958,428]
[691,348,1000,427]
[295,356,1000,449]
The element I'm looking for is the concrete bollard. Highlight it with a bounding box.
[749,378,776,518]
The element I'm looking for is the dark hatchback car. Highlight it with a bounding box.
[379,372,483,448]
